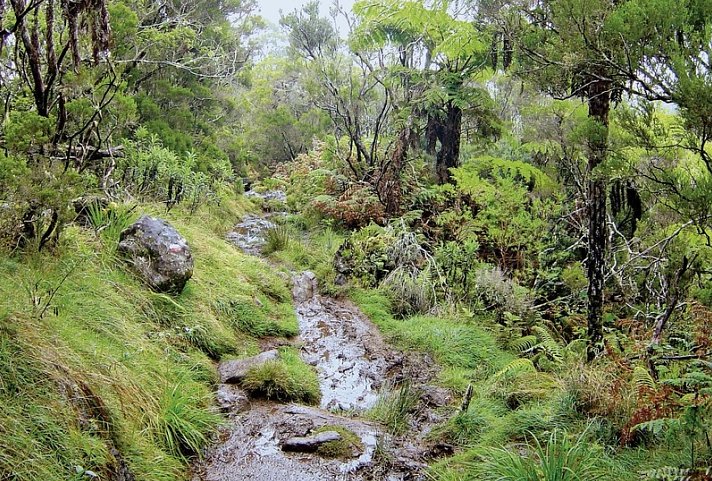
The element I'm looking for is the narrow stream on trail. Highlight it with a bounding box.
[193,191,450,481]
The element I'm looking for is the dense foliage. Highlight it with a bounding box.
[1,0,712,479]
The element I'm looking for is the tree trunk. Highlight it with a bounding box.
[435,103,462,184]
[586,77,611,361]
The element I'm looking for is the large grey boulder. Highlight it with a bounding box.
[118,216,193,293]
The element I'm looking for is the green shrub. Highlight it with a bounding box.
[241,348,321,405]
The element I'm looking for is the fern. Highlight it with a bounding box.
[640,466,692,481]
[632,366,657,391]
[493,358,536,381]
[633,417,680,435]
[509,335,537,353]
[532,326,563,363]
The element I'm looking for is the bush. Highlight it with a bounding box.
[241,348,321,405]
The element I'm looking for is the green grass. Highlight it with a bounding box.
[241,347,321,405]
[149,381,221,460]
[271,223,345,295]
[368,380,420,434]
[0,194,297,481]
[472,429,611,481]
[351,288,515,392]
[263,224,291,254]
[313,425,363,458]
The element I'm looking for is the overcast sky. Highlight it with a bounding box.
[256,0,355,29]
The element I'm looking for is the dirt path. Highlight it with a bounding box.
[192,192,454,481]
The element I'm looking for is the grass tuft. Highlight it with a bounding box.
[313,425,363,459]
[148,381,221,460]
[241,347,321,405]
[263,224,290,254]
[368,381,419,435]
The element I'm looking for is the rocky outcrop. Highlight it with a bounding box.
[118,216,193,294]
[217,350,279,384]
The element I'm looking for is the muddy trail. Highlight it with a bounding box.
[192,191,455,481]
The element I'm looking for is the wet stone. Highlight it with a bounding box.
[218,350,279,384]
[216,384,249,414]
[281,431,341,453]
[226,215,276,255]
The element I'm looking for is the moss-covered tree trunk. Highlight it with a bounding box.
[435,103,462,184]
[586,77,611,361]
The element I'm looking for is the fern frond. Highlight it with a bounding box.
[640,466,691,481]
[533,325,563,362]
[492,358,536,381]
[633,417,679,435]
[509,335,537,353]
[632,366,656,391]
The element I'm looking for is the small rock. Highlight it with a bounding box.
[216,384,249,413]
[118,216,193,294]
[420,387,452,408]
[292,271,317,303]
[281,431,341,453]
[218,350,279,384]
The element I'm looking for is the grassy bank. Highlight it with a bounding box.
[0,195,300,480]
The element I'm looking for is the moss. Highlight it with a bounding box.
[313,425,363,459]
[241,347,321,405]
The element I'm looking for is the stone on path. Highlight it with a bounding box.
[281,431,342,453]
[218,350,279,384]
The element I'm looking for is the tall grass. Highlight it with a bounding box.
[149,382,221,460]
[263,223,290,254]
[369,381,419,434]
[474,429,609,481]
[0,194,296,480]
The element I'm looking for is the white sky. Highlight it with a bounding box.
[256,0,355,30]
